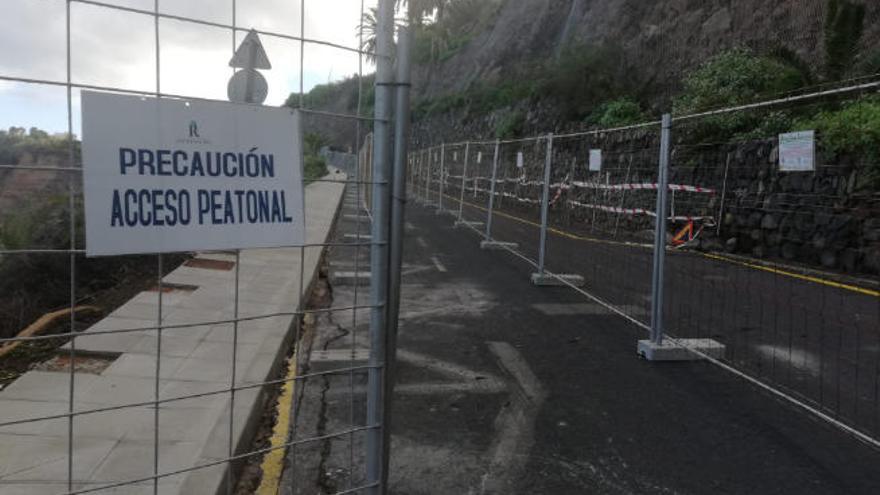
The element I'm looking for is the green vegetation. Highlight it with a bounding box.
[544,45,629,121]
[285,74,375,117]
[413,43,634,132]
[0,127,73,165]
[586,98,648,128]
[358,1,501,65]
[795,96,880,160]
[410,0,500,64]
[674,48,808,115]
[303,132,328,182]
[494,110,525,139]
[824,0,866,80]
[672,48,809,139]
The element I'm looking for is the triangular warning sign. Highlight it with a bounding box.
[229,30,272,70]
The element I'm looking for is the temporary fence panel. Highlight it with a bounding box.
[0,1,404,494]
[413,81,880,449]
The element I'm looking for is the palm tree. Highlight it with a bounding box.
[359,0,455,63]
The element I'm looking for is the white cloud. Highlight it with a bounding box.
[0,0,377,133]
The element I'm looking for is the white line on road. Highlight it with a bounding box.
[417,236,428,248]
[480,341,547,494]
[431,256,447,273]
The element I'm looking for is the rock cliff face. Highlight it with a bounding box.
[413,0,880,102]
[404,1,880,277]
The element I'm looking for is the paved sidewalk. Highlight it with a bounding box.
[286,199,880,494]
[0,174,345,495]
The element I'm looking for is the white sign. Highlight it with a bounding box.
[516,151,524,168]
[81,91,305,256]
[477,151,482,164]
[589,149,602,171]
[779,131,815,172]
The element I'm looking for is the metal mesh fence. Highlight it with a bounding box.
[410,84,880,450]
[0,0,398,494]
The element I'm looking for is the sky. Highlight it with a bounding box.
[0,0,377,135]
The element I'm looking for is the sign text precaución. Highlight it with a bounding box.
[111,148,293,227]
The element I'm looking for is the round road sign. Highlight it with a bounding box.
[227,69,268,105]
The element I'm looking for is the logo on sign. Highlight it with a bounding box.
[177,118,212,145]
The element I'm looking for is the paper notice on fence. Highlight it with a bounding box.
[516,151,524,168]
[589,149,602,171]
[779,131,815,172]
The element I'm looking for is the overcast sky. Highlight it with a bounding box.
[0,0,377,135]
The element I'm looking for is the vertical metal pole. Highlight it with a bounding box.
[152,3,163,494]
[366,0,394,492]
[437,144,445,212]
[484,140,501,239]
[384,20,412,492]
[716,152,731,236]
[457,143,470,222]
[424,149,430,204]
[537,134,553,275]
[650,114,672,344]
[64,2,75,491]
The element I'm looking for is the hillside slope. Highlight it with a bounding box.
[413,0,880,102]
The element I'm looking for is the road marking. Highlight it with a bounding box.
[531,302,608,316]
[702,253,880,298]
[447,193,879,298]
[256,349,297,495]
[396,349,501,382]
[431,256,447,273]
[417,236,428,248]
[343,233,371,240]
[481,341,546,493]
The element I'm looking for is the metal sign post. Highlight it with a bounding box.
[227,30,271,105]
[384,21,413,488]
[365,0,395,492]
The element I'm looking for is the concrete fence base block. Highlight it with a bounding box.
[637,338,726,361]
[332,271,371,286]
[480,241,519,250]
[454,221,484,228]
[530,273,585,287]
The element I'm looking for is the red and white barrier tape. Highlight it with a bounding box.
[568,200,715,223]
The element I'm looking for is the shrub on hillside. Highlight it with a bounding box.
[673,48,809,140]
[587,98,649,128]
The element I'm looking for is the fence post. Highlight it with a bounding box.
[649,113,672,345]
[424,149,431,205]
[537,134,553,275]
[484,139,501,239]
[383,20,412,491]
[365,0,394,492]
[437,143,446,212]
[457,142,470,222]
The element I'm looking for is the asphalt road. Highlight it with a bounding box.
[440,181,880,443]
[385,199,880,494]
